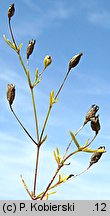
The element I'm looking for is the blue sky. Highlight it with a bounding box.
[0,0,110,200]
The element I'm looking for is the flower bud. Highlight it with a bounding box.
[84,104,99,125]
[89,146,105,166]
[68,53,83,71]
[91,115,100,134]
[8,3,15,19]
[26,39,36,60]
[44,55,52,69]
[7,84,15,106]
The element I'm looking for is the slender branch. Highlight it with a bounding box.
[63,140,72,159]
[73,165,91,178]
[40,165,62,200]
[75,124,85,136]
[33,106,52,197]
[20,175,32,199]
[18,53,28,76]
[33,145,40,196]
[10,105,37,146]
[31,88,39,142]
[33,105,52,196]
[30,88,40,197]
[63,149,80,164]
[8,19,18,53]
[54,69,70,100]
[39,105,52,144]
[39,67,46,77]
[17,54,39,143]
[84,133,97,149]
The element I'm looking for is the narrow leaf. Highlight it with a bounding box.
[3,35,16,50]
[53,151,58,163]
[56,147,60,156]
[50,91,53,107]
[35,68,39,80]
[70,131,80,148]
[59,175,61,182]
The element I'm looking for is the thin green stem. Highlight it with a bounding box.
[18,53,39,142]
[54,69,70,100]
[33,145,40,196]
[8,19,18,53]
[63,140,72,160]
[40,165,62,200]
[75,124,85,136]
[73,165,91,178]
[31,88,39,142]
[18,53,28,76]
[30,88,40,197]
[39,67,46,77]
[33,105,52,196]
[85,133,97,149]
[20,175,32,199]
[63,149,80,164]
[39,105,52,144]
[10,105,37,146]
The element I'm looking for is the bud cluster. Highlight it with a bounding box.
[84,104,100,134]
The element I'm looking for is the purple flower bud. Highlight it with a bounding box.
[89,146,105,166]
[91,115,100,134]
[8,3,15,19]
[26,39,36,60]
[7,84,15,106]
[84,104,99,125]
[68,53,83,71]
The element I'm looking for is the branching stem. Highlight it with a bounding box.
[40,149,79,200]
[10,105,37,145]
